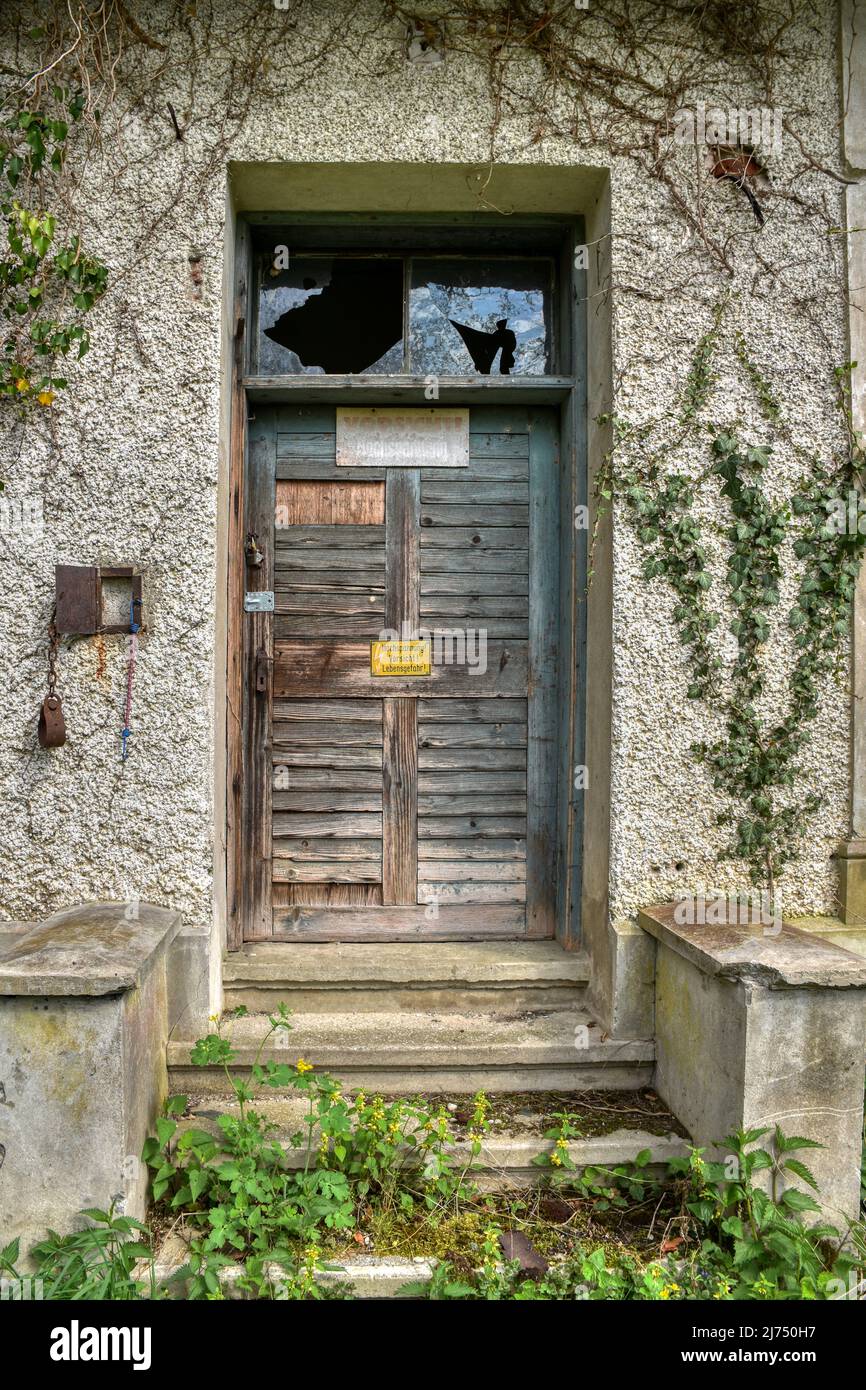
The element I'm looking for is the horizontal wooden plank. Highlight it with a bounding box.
[272,837,382,861]
[420,526,528,550]
[418,815,527,837]
[273,574,386,594]
[418,882,527,904]
[464,433,529,457]
[418,770,527,792]
[416,698,526,722]
[274,861,382,883]
[420,504,529,527]
[418,722,527,749]
[277,431,336,459]
[421,549,529,575]
[276,524,385,548]
[273,883,383,907]
[421,481,529,504]
[273,790,383,813]
[274,549,385,571]
[273,767,383,790]
[276,431,529,459]
[428,619,528,639]
[421,596,529,617]
[418,748,527,771]
[417,839,526,861]
[274,641,527,698]
[420,573,528,596]
[276,479,384,526]
[418,860,525,880]
[274,699,383,722]
[275,593,385,616]
[273,746,383,769]
[273,812,382,838]
[418,793,527,814]
[271,903,527,939]
[420,459,528,482]
[273,720,384,747]
[274,614,386,639]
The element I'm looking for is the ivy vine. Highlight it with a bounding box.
[605,305,866,896]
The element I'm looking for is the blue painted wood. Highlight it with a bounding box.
[526,407,561,937]
[556,222,588,950]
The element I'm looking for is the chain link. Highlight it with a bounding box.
[47,608,59,698]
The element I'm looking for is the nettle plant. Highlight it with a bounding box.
[142,1006,490,1296]
[601,300,866,896]
[0,83,107,409]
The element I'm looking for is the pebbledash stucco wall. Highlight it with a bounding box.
[0,1,856,1007]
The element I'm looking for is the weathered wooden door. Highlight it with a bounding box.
[239,404,560,942]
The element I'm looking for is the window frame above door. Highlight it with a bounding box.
[238,213,583,404]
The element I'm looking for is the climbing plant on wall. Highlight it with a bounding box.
[602,302,866,894]
[0,83,107,409]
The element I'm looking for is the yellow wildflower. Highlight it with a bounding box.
[15,378,29,393]
[296,1057,314,1073]
[36,389,55,407]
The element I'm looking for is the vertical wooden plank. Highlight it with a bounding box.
[242,410,276,939]
[526,408,561,937]
[384,470,420,635]
[226,217,251,951]
[382,697,418,905]
[382,471,420,906]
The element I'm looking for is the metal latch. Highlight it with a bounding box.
[244,590,274,613]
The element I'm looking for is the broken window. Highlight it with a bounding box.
[255,247,555,375]
[408,259,551,376]
[258,257,404,375]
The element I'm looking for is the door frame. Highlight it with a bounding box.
[225,213,588,951]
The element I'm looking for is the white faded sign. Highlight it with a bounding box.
[336,408,469,468]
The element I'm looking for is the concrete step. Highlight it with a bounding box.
[166,1092,688,1189]
[222,940,591,1014]
[168,1006,654,1094]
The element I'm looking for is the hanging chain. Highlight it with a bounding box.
[120,597,142,762]
[47,608,60,697]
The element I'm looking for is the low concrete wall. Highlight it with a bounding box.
[639,903,866,1223]
[0,903,181,1257]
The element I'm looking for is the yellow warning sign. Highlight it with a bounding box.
[370,639,432,677]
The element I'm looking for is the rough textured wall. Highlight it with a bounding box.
[0,0,850,930]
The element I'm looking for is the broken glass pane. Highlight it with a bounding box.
[409,259,551,375]
[258,257,404,374]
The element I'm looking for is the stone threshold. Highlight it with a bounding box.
[223,939,591,986]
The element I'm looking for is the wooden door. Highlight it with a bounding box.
[239,405,560,942]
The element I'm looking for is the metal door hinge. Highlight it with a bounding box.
[244,590,274,613]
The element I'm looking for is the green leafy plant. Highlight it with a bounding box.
[0,85,107,408]
[0,1203,156,1300]
[413,1126,863,1301]
[142,1009,490,1296]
